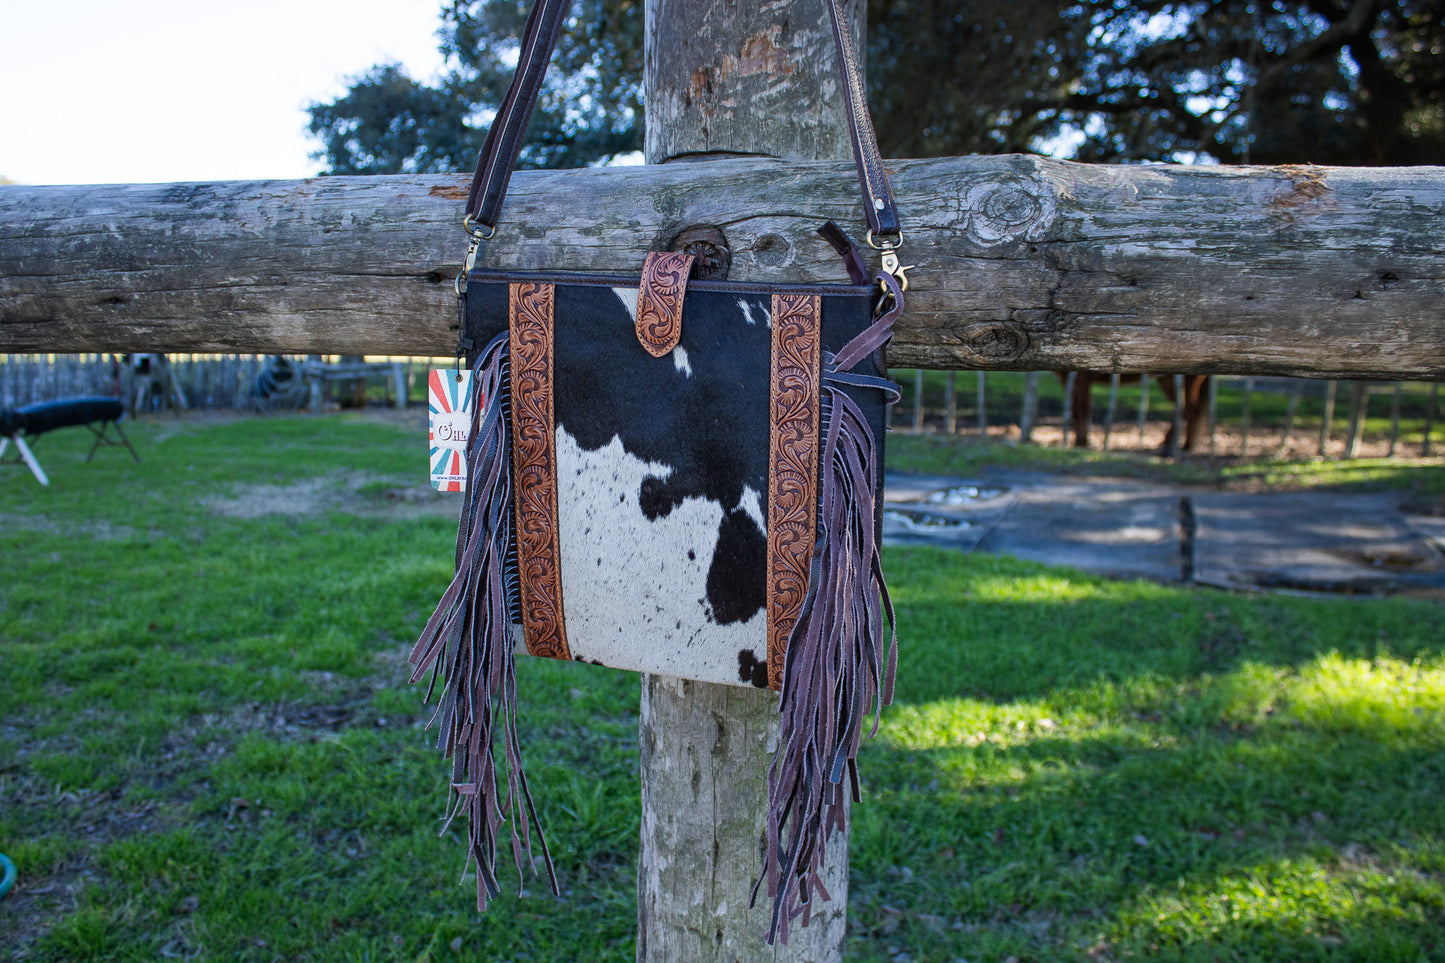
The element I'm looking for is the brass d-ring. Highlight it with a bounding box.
[463,215,498,240]
[865,228,904,251]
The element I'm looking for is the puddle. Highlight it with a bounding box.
[923,485,1006,506]
[884,508,972,532]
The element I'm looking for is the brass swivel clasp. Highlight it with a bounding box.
[866,229,913,294]
[454,215,493,298]
[454,215,493,381]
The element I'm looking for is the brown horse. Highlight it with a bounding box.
[1060,372,1209,452]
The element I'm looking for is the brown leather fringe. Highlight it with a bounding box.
[755,277,902,945]
[409,333,558,909]
[755,380,896,944]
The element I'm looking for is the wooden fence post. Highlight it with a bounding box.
[945,371,957,434]
[1019,372,1039,443]
[1319,380,1338,455]
[1389,383,1402,457]
[975,371,987,435]
[912,369,925,430]
[1425,385,1438,457]
[1137,375,1150,445]
[1344,381,1367,458]
[1061,371,1076,447]
[1207,375,1218,457]
[637,2,864,959]
[1167,373,1185,459]
[1102,372,1120,449]
[1240,376,1255,457]
[1279,379,1303,455]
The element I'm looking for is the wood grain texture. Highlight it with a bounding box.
[644,0,866,166]
[636,2,854,961]
[2,158,1442,380]
[637,675,848,963]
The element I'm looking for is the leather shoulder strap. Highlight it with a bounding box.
[464,0,571,232]
[823,0,900,237]
[464,0,900,238]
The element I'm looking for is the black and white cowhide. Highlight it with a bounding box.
[467,274,876,688]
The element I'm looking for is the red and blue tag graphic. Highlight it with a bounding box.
[429,369,475,491]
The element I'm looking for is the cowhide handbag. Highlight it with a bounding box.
[410,0,907,943]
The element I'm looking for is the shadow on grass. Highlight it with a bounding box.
[886,546,1445,707]
[850,732,1444,961]
[843,546,1445,961]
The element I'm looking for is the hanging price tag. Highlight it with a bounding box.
[428,369,474,491]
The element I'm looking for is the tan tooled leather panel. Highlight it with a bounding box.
[635,252,695,358]
[766,293,822,691]
[509,282,572,661]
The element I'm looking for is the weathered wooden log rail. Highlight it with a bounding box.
[2,158,1442,380]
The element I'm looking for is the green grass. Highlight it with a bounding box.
[852,551,1444,962]
[2,412,1442,961]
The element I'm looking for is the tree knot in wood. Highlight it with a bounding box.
[670,225,731,280]
[750,232,791,269]
[954,176,1058,249]
[958,322,1029,363]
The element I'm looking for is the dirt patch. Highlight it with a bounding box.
[0,856,96,961]
[198,693,422,745]
[207,474,360,518]
[144,409,251,443]
[0,513,139,540]
[993,421,1434,464]
[206,472,458,521]
[0,779,188,961]
[163,647,425,754]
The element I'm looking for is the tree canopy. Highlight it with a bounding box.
[307,0,1444,173]
[308,0,642,175]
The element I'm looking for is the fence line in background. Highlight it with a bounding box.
[1,354,448,414]
[6,357,1441,460]
[890,371,1443,460]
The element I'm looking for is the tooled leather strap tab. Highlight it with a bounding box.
[466,0,899,238]
[635,252,695,357]
[766,293,822,691]
[508,282,572,661]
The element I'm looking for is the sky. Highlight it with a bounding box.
[1,0,450,186]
